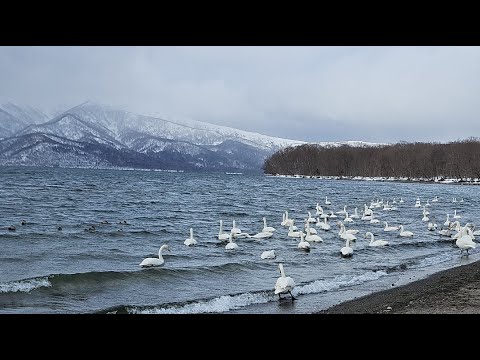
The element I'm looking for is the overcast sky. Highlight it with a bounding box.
[1,46,479,143]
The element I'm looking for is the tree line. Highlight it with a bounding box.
[263,138,480,180]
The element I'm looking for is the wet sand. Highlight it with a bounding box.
[319,258,480,314]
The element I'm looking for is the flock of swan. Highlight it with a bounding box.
[139,194,477,301]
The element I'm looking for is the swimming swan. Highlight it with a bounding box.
[275,263,296,300]
[297,232,311,251]
[340,238,353,257]
[262,217,276,233]
[218,220,230,241]
[225,233,239,250]
[399,225,414,237]
[139,244,170,267]
[383,222,399,232]
[184,228,197,246]
[365,232,389,247]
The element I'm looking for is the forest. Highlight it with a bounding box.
[263,138,480,180]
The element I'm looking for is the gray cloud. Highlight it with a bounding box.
[1,46,479,143]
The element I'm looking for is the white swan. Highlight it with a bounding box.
[275,263,296,300]
[383,221,399,232]
[399,197,404,203]
[444,214,451,227]
[399,225,414,237]
[336,205,347,215]
[422,206,430,216]
[344,211,353,223]
[422,213,429,222]
[414,198,421,207]
[453,210,461,219]
[262,217,276,233]
[225,233,239,250]
[288,224,304,238]
[297,232,311,250]
[365,232,389,247]
[329,211,337,219]
[456,227,476,255]
[431,196,439,202]
[184,228,197,246]
[350,207,359,219]
[251,231,273,239]
[338,223,357,242]
[319,217,331,231]
[305,222,323,242]
[218,220,230,241]
[304,221,318,234]
[306,211,317,223]
[338,221,359,236]
[369,214,380,224]
[233,232,251,239]
[139,245,170,267]
[340,238,353,257]
[283,211,295,227]
[325,196,332,205]
[261,250,276,259]
[231,220,241,235]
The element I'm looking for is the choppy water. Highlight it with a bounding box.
[1,166,479,314]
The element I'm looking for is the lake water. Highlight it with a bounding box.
[1,166,478,314]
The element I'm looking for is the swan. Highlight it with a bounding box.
[392,198,397,204]
[319,217,331,231]
[414,198,421,208]
[305,221,318,235]
[184,228,197,246]
[139,244,170,267]
[262,217,276,233]
[399,197,404,203]
[438,228,451,237]
[261,250,276,259]
[233,232,251,239]
[297,232,311,251]
[306,211,317,223]
[456,227,476,255]
[288,224,304,238]
[218,220,230,241]
[283,211,295,227]
[251,231,273,239]
[336,205,347,215]
[422,213,429,222]
[225,233,239,250]
[329,211,337,219]
[383,222,399,232]
[338,221,359,236]
[365,232,389,247]
[340,238,353,257]
[422,206,430,216]
[344,211,353,223]
[444,214,451,227]
[281,212,287,226]
[427,221,437,231]
[425,200,430,207]
[369,214,380,224]
[453,210,461,219]
[325,196,332,205]
[305,223,323,242]
[231,220,241,235]
[452,197,457,203]
[350,207,359,219]
[275,263,296,300]
[432,196,439,202]
[399,225,414,237]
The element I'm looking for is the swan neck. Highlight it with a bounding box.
[190,228,193,239]
[279,264,286,278]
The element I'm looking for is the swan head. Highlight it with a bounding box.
[160,244,170,252]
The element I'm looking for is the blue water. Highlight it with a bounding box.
[0,166,478,314]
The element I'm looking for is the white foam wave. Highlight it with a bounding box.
[129,292,273,314]
[130,270,387,314]
[0,277,52,293]
[294,270,388,296]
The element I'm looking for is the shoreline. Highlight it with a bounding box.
[318,258,480,314]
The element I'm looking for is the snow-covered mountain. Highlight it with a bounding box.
[0,101,382,172]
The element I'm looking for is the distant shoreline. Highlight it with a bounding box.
[265,174,480,185]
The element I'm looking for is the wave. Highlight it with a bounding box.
[113,270,387,314]
[0,277,51,293]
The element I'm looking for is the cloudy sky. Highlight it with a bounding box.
[1,46,479,143]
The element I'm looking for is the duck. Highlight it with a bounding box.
[340,238,353,257]
[261,250,276,259]
[139,244,170,267]
[399,225,414,237]
[184,228,197,246]
[365,232,389,247]
[274,263,296,300]
[225,233,239,250]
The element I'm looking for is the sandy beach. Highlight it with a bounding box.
[319,257,480,314]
